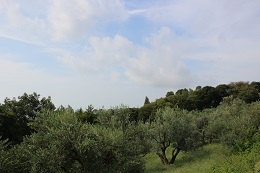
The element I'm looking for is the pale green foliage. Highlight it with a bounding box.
[212,133,260,173]
[2,107,145,173]
[206,97,260,150]
[151,107,201,150]
[149,107,201,164]
[97,105,152,156]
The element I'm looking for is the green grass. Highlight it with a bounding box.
[143,144,230,173]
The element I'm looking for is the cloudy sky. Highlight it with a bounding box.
[0,0,260,108]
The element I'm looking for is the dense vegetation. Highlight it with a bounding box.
[0,81,259,173]
[139,81,260,122]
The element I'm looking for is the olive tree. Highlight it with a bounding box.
[2,107,146,173]
[149,107,201,164]
[96,105,152,157]
[206,97,260,151]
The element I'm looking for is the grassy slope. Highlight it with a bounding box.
[143,144,230,173]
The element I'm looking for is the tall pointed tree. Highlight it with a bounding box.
[144,96,150,105]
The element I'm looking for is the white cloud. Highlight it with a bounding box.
[47,0,128,41]
[55,52,99,75]
[55,27,193,88]
[56,14,260,88]
[89,35,135,63]
[134,0,260,85]
[141,0,260,38]
[125,27,193,87]
[0,0,128,43]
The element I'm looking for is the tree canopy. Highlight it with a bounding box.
[138,81,260,122]
[0,92,55,144]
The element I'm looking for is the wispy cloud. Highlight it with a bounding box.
[0,0,49,45]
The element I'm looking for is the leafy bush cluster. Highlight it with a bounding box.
[0,107,147,173]
[212,132,260,173]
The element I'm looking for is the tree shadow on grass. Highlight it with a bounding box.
[145,167,167,173]
[174,145,214,167]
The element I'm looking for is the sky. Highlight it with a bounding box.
[0,0,260,109]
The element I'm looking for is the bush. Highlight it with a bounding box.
[212,132,260,173]
[1,108,145,173]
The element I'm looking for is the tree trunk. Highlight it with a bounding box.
[169,148,181,164]
[209,136,213,144]
[202,130,206,145]
[156,147,169,164]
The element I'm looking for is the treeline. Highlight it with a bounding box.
[0,81,259,172]
[74,81,260,125]
[138,81,260,122]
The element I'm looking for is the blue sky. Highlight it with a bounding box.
[0,0,260,109]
